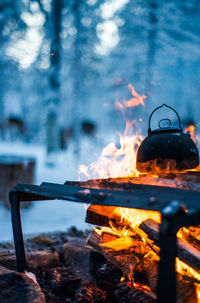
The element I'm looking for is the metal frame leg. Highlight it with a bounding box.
[157,201,186,303]
[10,191,26,272]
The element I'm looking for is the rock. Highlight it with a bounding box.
[0,251,17,270]
[26,250,60,271]
[0,266,46,303]
[0,250,60,272]
[63,239,91,277]
[67,226,85,238]
[28,235,55,247]
[25,232,70,250]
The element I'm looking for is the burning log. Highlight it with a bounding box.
[140,219,200,273]
[86,205,200,274]
[180,226,200,251]
[114,282,155,303]
[88,228,196,303]
[86,204,121,227]
[88,229,157,301]
[88,228,152,278]
[74,283,106,303]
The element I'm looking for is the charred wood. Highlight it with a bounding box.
[88,228,196,303]
[180,225,200,250]
[86,204,120,227]
[96,261,123,291]
[114,282,155,303]
[140,219,200,273]
[88,230,139,275]
[74,282,106,303]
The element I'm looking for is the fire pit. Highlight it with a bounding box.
[9,103,200,303]
[9,175,200,303]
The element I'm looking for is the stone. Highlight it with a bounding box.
[0,251,17,270]
[0,266,46,303]
[0,249,60,272]
[28,235,55,247]
[63,239,91,277]
[26,250,60,271]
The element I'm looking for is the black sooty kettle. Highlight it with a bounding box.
[136,104,199,173]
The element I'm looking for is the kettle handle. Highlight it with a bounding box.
[148,104,182,135]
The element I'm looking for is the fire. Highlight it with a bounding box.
[79,84,145,179]
[80,84,200,300]
[79,133,143,179]
[176,258,200,300]
[185,124,199,146]
[116,84,146,111]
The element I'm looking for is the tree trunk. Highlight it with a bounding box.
[46,0,62,154]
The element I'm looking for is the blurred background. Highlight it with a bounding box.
[0,0,200,240]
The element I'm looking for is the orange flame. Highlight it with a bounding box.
[116,84,146,114]
[185,125,198,145]
[125,84,146,107]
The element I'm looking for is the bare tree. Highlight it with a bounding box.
[46,0,63,153]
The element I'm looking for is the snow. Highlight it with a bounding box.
[0,140,102,241]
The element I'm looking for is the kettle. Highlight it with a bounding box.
[136,104,199,173]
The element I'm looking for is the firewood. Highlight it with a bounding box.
[86,204,118,227]
[102,232,120,243]
[88,229,196,303]
[140,219,200,273]
[87,229,152,277]
[180,225,200,250]
[146,261,197,303]
[88,230,157,301]
[39,266,82,298]
[96,261,123,291]
[113,282,156,303]
[74,282,106,303]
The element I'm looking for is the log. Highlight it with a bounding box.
[114,282,155,303]
[87,208,200,274]
[147,261,197,303]
[40,266,82,298]
[88,229,157,301]
[74,283,106,303]
[180,226,200,250]
[86,205,160,256]
[86,204,121,227]
[88,228,152,277]
[140,219,200,273]
[88,229,196,303]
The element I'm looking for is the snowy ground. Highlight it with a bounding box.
[0,138,105,241]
